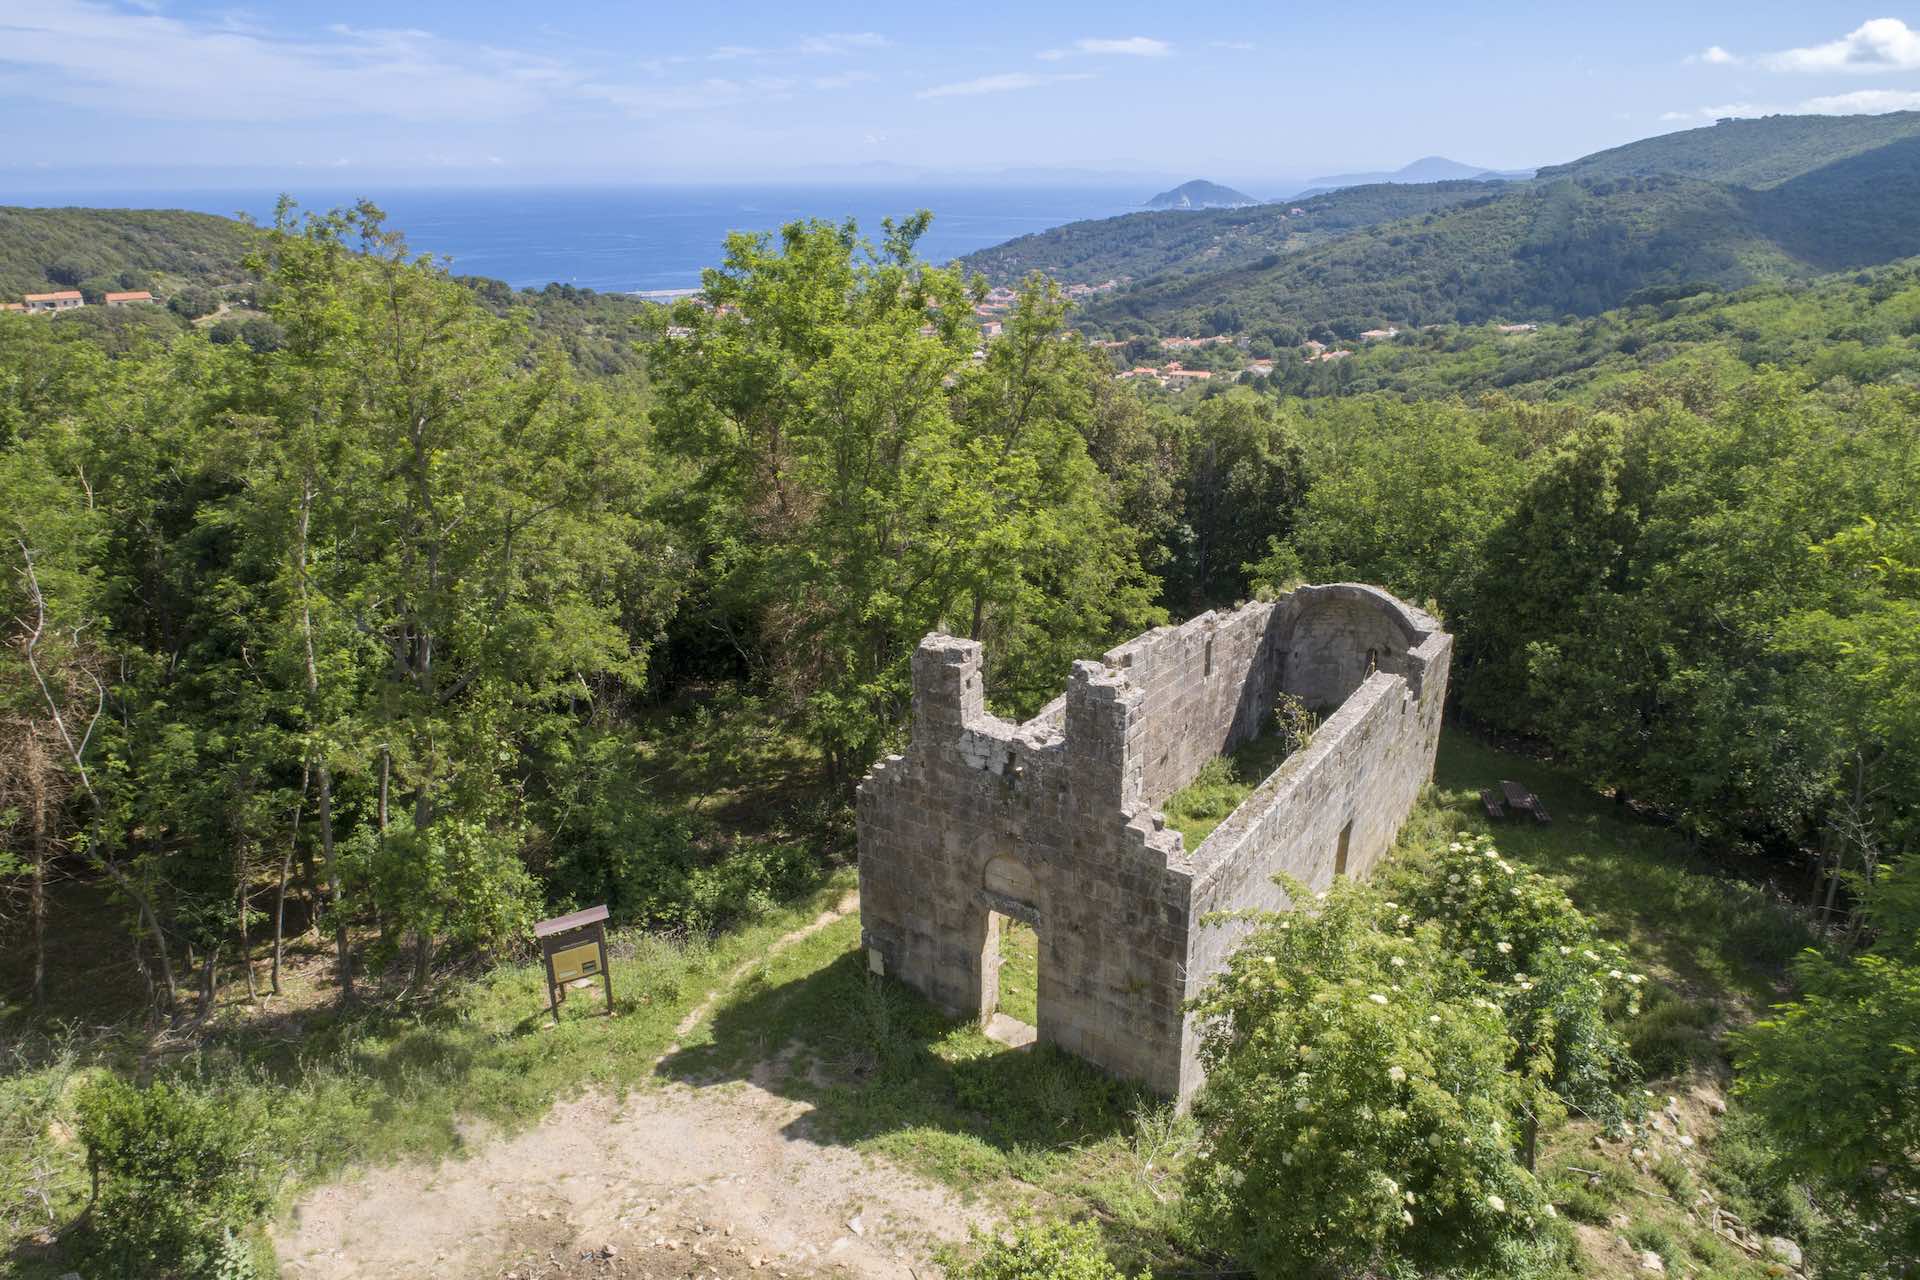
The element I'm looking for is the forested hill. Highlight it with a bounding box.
[1538,110,1920,187]
[1072,128,1920,336]
[0,205,257,299]
[965,112,1920,336]
[0,204,661,376]
[958,179,1509,286]
[1249,257,1920,402]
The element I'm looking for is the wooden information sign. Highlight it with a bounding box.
[533,904,613,1023]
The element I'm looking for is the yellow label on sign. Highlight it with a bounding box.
[551,941,601,984]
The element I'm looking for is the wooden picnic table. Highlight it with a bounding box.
[1497,779,1552,824]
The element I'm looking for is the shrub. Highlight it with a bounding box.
[955,1217,1141,1280]
[72,1077,269,1278]
[1184,878,1563,1277]
[1734,855,1920,1273]
[1390,834,1641,1143]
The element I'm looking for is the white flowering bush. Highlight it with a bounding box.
[1390,834,1640,1145]
[1185,878,1563,1277]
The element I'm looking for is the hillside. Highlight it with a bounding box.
[1146,179,1260,210]
[1255,258,1920,402]
[0,205,257,300]
[1539,110,1920,188]
[0,205,662,375]
[959,179,1509,286]
[1076,131,1920,335]
[1079,175,1812,335]
[967,112,1920,335]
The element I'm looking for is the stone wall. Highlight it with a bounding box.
[855,584,1450,1102]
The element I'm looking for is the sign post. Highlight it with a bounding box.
[533,904,613,1024]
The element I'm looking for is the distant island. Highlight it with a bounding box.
[1286,155,1534,199]
[1145,179,1260,210]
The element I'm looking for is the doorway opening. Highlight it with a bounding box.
[1335,819,1353,878]
[981,909,1039,1048]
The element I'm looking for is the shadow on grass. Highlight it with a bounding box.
[1421,727,1814,1008]
[658,945,1148,1183]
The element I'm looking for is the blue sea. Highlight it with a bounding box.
[15,185,1147,293]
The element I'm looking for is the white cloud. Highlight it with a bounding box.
[583,76,799,113]
[1688,44,1739,65]
[709,32,889,61]
[0,2,887,124]
[1799,87,1920,112]
[0,0,572,121]
[916,72,1094,99]
[1753,18,1920,73]
[1661,86,1920,122]
[1037,36,1170,60]
[796,32,889,55]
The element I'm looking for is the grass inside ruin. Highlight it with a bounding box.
[1160,716,1308,849]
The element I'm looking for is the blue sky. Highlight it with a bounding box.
[7,2,1920,188]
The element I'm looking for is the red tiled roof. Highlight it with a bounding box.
[24,290,82,302]
[104,290,154,302]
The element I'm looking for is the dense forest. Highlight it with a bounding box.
[2,194,1916,1279]
[1238,263,1920,401]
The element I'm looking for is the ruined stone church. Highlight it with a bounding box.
[855,583,1450,1102]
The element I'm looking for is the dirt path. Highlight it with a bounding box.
[275,896,986,1280]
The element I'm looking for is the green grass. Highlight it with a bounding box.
[663,915,1196,1272]
[1161,719,1307,848]
[4,727,1826,1279]
[0,872,855,1278]
[995,919,1039,1026]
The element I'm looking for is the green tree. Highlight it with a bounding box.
[1162,388,1307,611]
[1735,856,1920,1273]
[653,217,1157,783]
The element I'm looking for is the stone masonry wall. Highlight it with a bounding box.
[855,584,1450,1102]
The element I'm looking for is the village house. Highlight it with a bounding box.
[104,290,155,306]
[1496,322,1538,334]
[1359,326,1399,341]
[1,303,24,313]
[1161,362,1212,388]
[1242,359,1275,378]
[979,319,1004,339]
[23,290,83,314]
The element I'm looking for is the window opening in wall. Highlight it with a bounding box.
[1366,647,1379,675]
[1204,636,1215,677]
[1335,820,1353,877]
[982,910,1039,1048]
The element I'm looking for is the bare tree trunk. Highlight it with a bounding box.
[26,725,50,1006]
[236,852,255,1003]
[295,478,353,1002]
[272,761,310,996]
